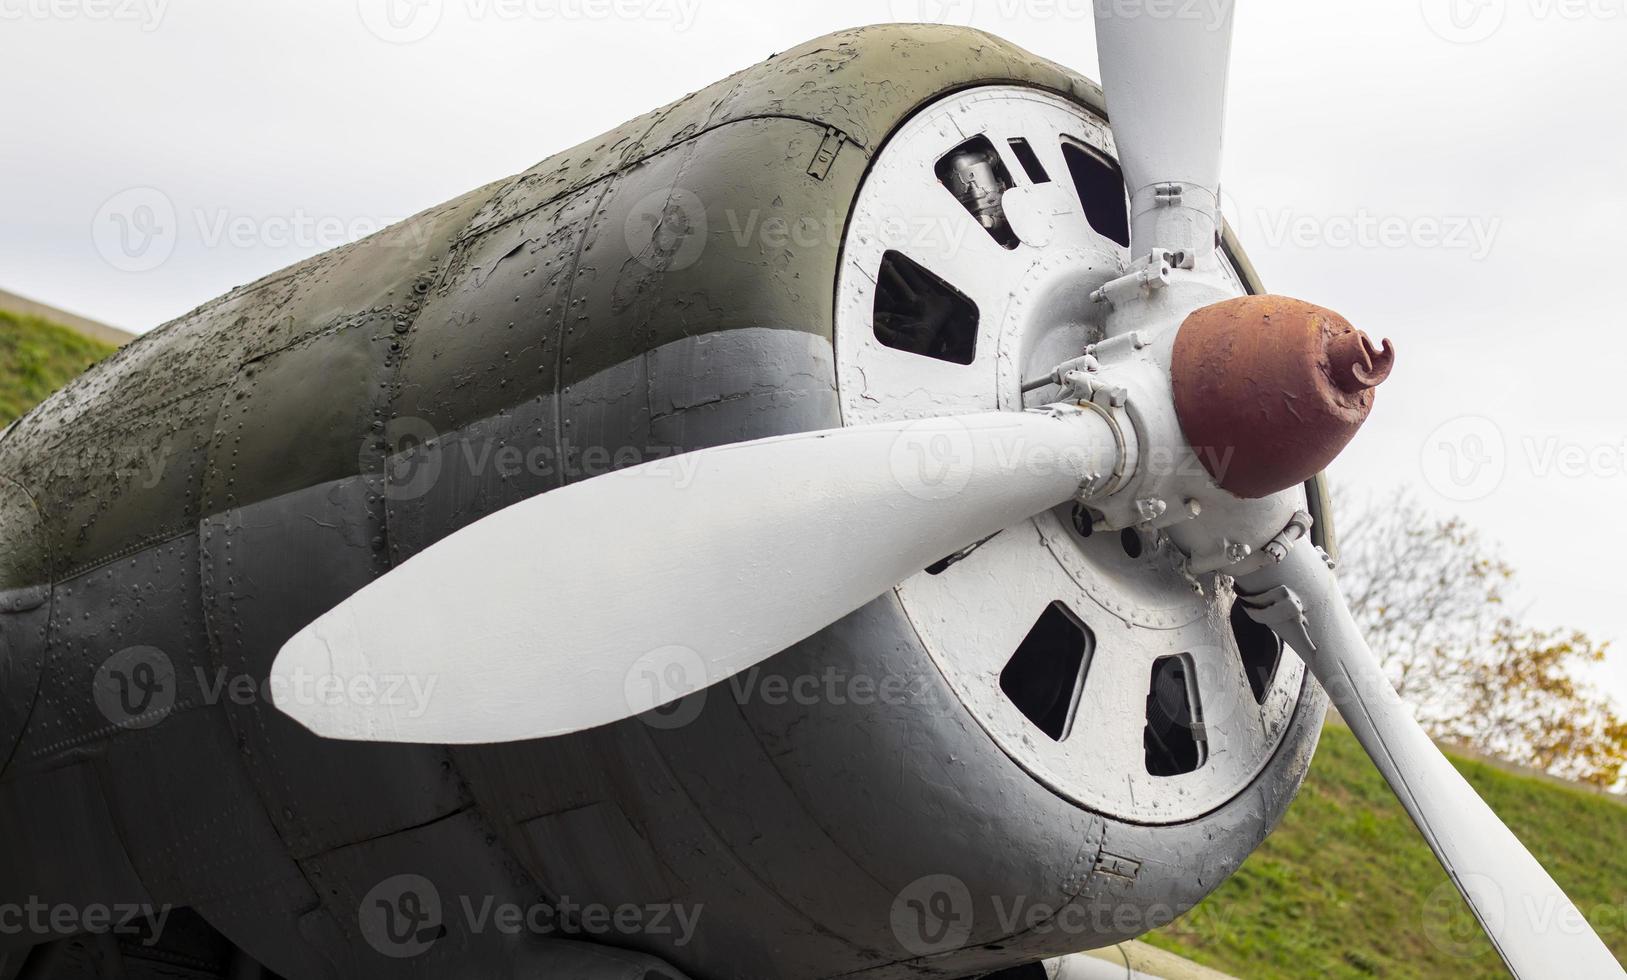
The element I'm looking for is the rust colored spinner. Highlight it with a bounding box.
[1170,295,1395,499]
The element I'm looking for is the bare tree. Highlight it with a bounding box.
[1335,488,1626,791]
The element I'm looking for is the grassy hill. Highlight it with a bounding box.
[0,308,116,426]
[1145,723,1627,977]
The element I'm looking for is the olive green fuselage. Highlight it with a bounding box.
[0,26,1322,980]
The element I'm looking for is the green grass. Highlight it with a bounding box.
[1144,724,1627,977]
[0,308,116,426]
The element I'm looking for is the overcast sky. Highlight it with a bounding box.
[3,0,1624,709]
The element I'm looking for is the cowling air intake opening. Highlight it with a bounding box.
[872,250,980,365]
[999,602,1093,742]
[1145,654,1207,776]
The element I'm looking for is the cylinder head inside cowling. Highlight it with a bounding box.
[936,136,1020,248]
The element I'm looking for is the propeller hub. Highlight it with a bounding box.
[1169,295,1394,499]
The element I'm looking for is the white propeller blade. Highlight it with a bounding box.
[1239,545,1624,978]
[270,409,1122,744]
[1092,0,1235,256]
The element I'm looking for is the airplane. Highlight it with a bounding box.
[1,6,1620,979]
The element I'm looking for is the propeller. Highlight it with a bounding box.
[265,2,1623,974]
[1238,546,1624,977]
[1091,0,1235,257]
[270,409,1124,743]
[1091,2,1619,972]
